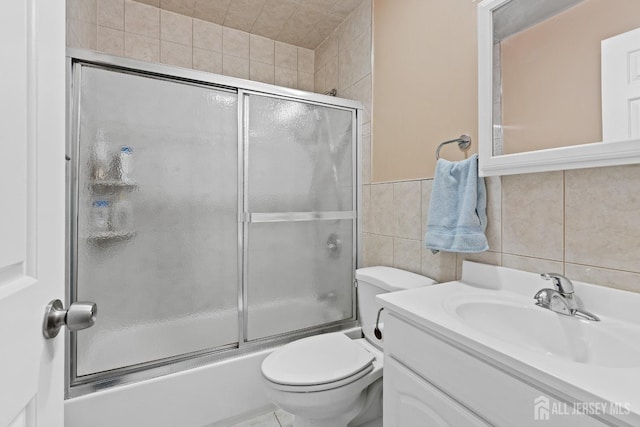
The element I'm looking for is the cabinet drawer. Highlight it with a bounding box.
[385,314,605,427]
[384,357,489,427]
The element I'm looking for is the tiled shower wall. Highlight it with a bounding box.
[66,0,315,90]
[66,0,372,179]
[314,0,372,185]
[362,164,640,293]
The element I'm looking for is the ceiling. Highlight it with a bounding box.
[134,0,364,50]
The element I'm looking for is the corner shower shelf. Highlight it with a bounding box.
[87,231,135,244]
[90,180,138,193]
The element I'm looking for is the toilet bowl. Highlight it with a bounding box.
[261,267,437,427]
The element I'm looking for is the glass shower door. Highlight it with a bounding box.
[244,94,356,340]
[73,66,239,377]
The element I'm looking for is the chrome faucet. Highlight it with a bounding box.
[534,273,600,321]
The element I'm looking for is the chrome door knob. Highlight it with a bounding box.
[43,299,97,339]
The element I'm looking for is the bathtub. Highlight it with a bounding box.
[65,298,356,427]
[65,346,276,427]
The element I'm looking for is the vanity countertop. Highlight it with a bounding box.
[377,261,640,426]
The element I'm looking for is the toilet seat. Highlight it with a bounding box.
[265,363,374,393]
[262,333,375,393]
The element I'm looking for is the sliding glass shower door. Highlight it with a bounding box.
[73,66,239,376]
[244,94,356,340]
[68,54,360,390]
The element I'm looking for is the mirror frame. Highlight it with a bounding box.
[478,0,640,176]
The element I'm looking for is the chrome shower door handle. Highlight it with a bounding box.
[43,299,97,339]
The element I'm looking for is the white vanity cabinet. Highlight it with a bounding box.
[384,357,489,426]
[383,313,607,427]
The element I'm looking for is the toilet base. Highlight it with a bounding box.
[290,392,365,427]
[292,416,381,427]
[351,418,382,427]
[290,405,382,427]
[289,379,383,427]
[348,382,383,427]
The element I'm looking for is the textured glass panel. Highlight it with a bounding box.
[247,95,354,212]
[75,66,238,375]
[246,220,354,340]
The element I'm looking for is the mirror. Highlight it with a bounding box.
[478,0,640,176]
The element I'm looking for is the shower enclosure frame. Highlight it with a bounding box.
[65,48,363,398]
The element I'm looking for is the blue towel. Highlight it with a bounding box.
[425,154,488,253]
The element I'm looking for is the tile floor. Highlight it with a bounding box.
[229,408,294,427]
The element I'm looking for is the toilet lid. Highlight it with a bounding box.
[262,333,375,387]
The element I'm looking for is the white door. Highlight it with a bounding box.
[602,27,640,141]
[0,0,66,426]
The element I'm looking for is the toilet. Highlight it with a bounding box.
[261,266,437,427]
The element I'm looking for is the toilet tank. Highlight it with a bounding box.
[355,267,437,349]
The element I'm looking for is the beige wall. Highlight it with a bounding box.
[66,0,315,91]
[501,0,640,154]
[365,0,640,294]
[372,0,478,182]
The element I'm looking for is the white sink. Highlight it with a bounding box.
[447,294,640,368]
[377,261,640,425]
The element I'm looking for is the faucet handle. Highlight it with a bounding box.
[540,273,574,295]
[534,288,572,315]
[533,289,552,306]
